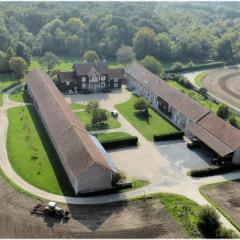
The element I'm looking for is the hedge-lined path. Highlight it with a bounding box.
[0,84,239,231]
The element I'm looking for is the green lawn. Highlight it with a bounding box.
[9,85,31,103]
[69,102,85,110]
[167,80,219,113]
[132,193,202,238]
[29,57,125,72]
[95,132,133,142]
[7,106,75,196]
[119,179,150,193]
[0,74,16,92]
[194,71,211,88]
[0,93,2,107]
[75,110,121,131]
[116,95,179,141]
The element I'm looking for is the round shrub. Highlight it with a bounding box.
[197,205,221,238]
[216,227,239,239]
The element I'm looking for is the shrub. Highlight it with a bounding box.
[153,132,184,141]
[229,116,239,128]
[197,205,221,238]
[171,62,184,71]
[217,103,230,120]
[100,136,138,149]
[216,227,239,238]
[199,87,208,94]
[112,171,126,185]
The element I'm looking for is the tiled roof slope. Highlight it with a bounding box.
[73,62,108,76]
[26,69,113,182]
[125,62,210,122]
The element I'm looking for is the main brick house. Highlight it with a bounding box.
[57,62,125,93]
[26,69,117,194]
[126,62,240,163]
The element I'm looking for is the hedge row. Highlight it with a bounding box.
[188,164,240,177]
[166,62,224,73]
[100,136,138,149]
[153,131,184,142]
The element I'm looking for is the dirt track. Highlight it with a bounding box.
[0,176,186,238]
[202,69,240,109]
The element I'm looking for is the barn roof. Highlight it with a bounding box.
[125,62,209,122]
[108,68,125,79]
[73,62,108,76]
[26,69,114,183]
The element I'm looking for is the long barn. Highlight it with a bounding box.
[26,69,117,194]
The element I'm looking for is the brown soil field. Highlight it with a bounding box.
[201,179,240,230]
[202,69,240,108]
[0,175,186,238]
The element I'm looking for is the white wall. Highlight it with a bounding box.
[232,148,240,164]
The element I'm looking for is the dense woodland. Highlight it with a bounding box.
[1,2,240,73]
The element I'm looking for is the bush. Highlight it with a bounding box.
[188,164,240,177]
[197,205,221,238]
[153,131,184,141]
[216,227,239,238]
[171,61,184,71]
[112,171,126,185]
[229,116,239,128]
[217,103,230,120]
[100,136,138,149]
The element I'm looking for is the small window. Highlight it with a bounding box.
[114,78,118,82]
[101,75,106,81]
[82,77,86,82]
[82,83,86,89]
[66,81,70,86]
[114,83,118,88]
[101,82,105,87]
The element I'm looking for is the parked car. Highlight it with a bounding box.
[111,110,118,118]
[102,87,111,93]
[187,139,201,149]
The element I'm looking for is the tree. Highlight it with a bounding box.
[9,57,27,81]
[92,108,108,124]
[217,103,230,120]
[133,27,158,59]
[41,52,59,73]
[14,41,31,66]
[85,100,100,115]
[0,51,8,72]
[134,97,149,113]
[229,116,239,128]
[140,55,164,76]
[83,50,99,63]
[171,62,184,71]
[197,205,221,238]
[65,18,85,36]
[116,46,136,65]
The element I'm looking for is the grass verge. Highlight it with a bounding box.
[131,192,202,238]
[9,85,31,103]
[194,71,211,88]
[95,132,132,141]
[7,106,75,196]
[119,179,150,193]
[200,182,240,231]
[116,94,179,141]
[69,102,85,110]
[75,110,121,131]
[0,93,2,107]
[0,73,16,92]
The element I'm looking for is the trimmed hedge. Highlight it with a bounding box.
[153,131,184,142]
[100,136,138,149]
[166,62,224,73]
[188,164,240,177]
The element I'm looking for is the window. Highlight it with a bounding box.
[101,82,105,87]
[82,77,86,82]
[114,78,118,82]
[114,83,118,88]
[66,81,70,86]
[82,83,86,89]
[101,75,106,81]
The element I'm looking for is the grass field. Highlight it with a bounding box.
[167,80,219,113]
[69,102,85,110]
[9,86,31,103]
[75,110,121,131]
[29,57,125,72]
[7,106,75,196]
[0,74,16,92]
[194,71,211,88]
[132,192,202,238]
[116,95,179,141]
[95,132,133,142]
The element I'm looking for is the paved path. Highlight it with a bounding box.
[0,85,239,231]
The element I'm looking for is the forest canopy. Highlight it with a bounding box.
[0,1,240,69]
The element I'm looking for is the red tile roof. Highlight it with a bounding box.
[26,69,114,183]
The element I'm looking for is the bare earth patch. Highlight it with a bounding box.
[0,176,186,238]
[201,179,240,230]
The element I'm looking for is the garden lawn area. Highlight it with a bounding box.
[75,110,121,131]
[0,93,2,107]
[7,106,75,196]
[0,74,16,92]
[95,132,132,142]
[119,179,150,193]
[194,71,211,88]
[9,85,31,103]
[116,95,179,141]
[167,80,219,113]
[69,102,85,110]
[29,57,125,72]
[132,193,202,238]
